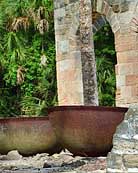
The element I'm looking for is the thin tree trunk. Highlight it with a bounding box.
[79,0,99,105]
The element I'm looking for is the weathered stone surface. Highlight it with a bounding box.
[55,0,99,106]
[107,105,138,172]
[55,0,138,107]
[123,154,138,168]
[6,151,22,161]
[113,1,138,106]
[107,152,124,170]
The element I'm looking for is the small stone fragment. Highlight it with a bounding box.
[7,150,22,160]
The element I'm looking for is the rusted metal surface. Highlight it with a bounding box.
[0,117,62,156]
[48,106,128,157]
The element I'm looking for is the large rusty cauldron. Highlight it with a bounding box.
[0,117,62,156]
[48,106,128,157]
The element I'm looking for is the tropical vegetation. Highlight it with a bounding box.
[0,0,116,117]
[0,0,56,117]
[94,24,116,106]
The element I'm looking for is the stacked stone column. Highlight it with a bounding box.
[114,1,138,107]
[54,0,98,106]
[95,0,138,107]
[115,28,138,107]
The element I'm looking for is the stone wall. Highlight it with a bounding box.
[54,0,98,105]
[107,105,138,173]
[54,0,83,105]
[54,0,138,107]
[95,0,138,107]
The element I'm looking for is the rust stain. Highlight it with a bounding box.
[48,106,128,157]
[0,117,62,156]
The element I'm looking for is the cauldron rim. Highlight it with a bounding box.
[48,105,128,113]
[0,116,49,122]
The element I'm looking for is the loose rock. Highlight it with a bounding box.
[0,150,107,173]
[7,151,22,160]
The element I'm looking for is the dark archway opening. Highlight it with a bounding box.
[94,23,116,106]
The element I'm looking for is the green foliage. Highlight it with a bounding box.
[0,0,116,117]
[0,0,56,117]
[94,24,116,106]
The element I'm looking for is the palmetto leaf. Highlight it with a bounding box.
[11,17,30,31]
[0,0,52,33]
[4,32,26,61]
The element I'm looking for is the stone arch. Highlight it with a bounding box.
[93,0,138,34]
[54,0,138,107]
[93,0,138,107]
[92,15,107,33]
[68,1,121,38]
[92,0,120,33]
[92,5,117,106]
